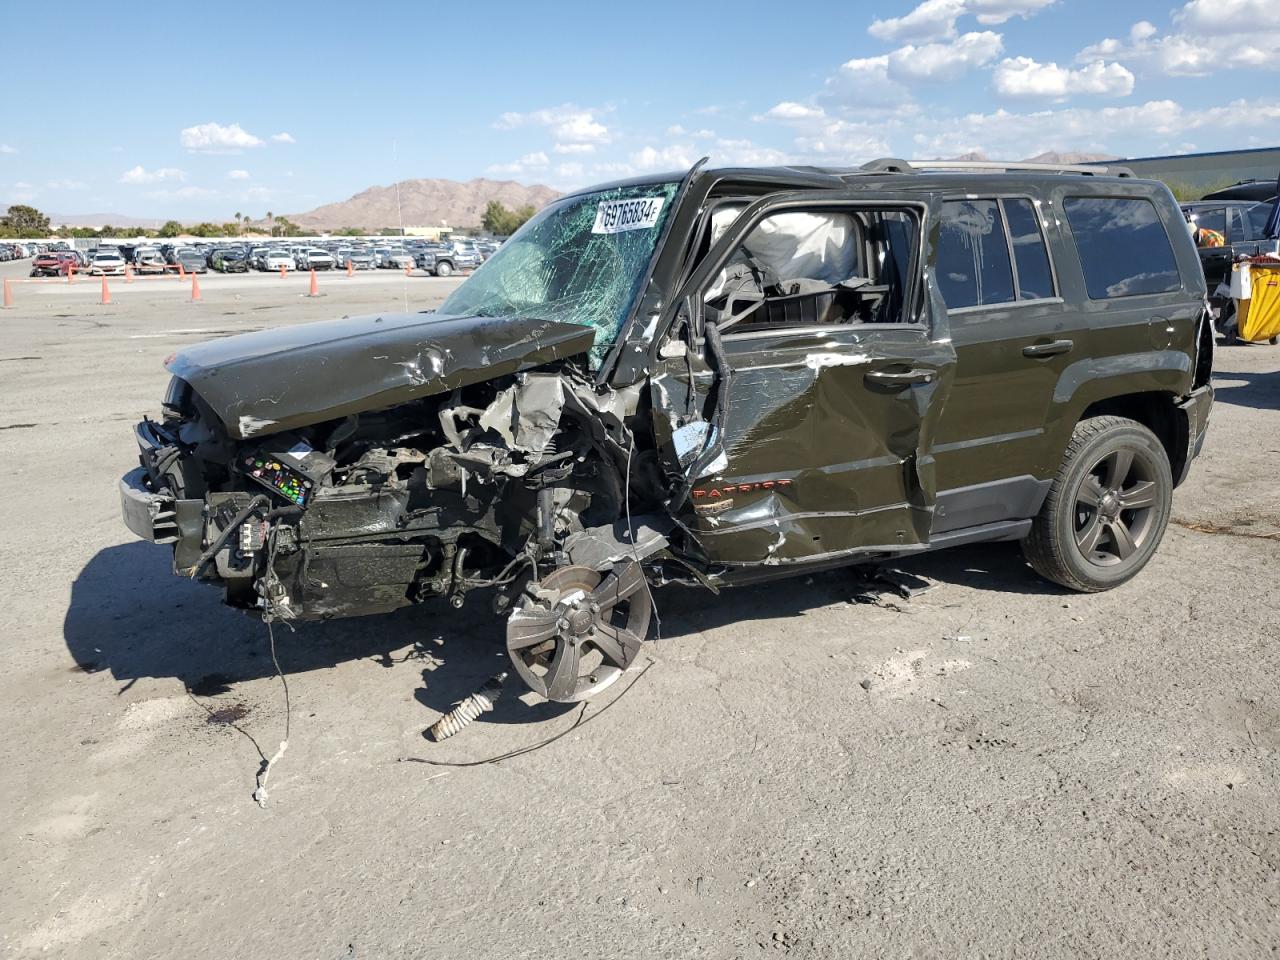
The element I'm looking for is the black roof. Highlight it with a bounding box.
[562,159,1146,202]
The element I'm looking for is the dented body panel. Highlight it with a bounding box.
[167,312,596,440]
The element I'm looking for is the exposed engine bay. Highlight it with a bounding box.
[124,348,679,701]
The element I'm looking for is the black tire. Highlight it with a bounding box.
[1022,416,1173,593]
[434,260,453,278]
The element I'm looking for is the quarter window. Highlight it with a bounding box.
[1064,197,1181,299]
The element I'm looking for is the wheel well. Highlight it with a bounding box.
[1079,391,1188,482]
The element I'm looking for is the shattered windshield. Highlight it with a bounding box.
[439,181,680,365]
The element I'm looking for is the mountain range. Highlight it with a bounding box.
[284,178,562,232]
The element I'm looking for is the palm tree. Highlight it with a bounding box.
[266,211,274,238]
[234,211,243,237]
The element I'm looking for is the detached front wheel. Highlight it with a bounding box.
[506,561,651,702]
[1023,416,1173,592]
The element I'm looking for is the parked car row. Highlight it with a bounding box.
[16,235,503,278]
[1,241,37,261]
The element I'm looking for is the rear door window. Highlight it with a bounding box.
[935,199,1015,309]
[1063,197,1181,299]
[1002,198,1055,300]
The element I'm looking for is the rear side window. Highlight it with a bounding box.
[935,199,1015,309]
[1064,197,1181,299]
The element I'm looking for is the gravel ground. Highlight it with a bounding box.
[1,259,1277,960]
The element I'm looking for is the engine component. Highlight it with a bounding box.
[506,561,650,702]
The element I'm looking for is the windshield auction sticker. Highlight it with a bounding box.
[592,197,666,234]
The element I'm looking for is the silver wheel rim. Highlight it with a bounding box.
[1072,446,1159,567]
[507,562,650,702]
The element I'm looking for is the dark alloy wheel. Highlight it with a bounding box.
[1023,416,1173,592]
[506,561,651,702]
[1072,447,1160,566]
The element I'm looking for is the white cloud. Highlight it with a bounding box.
[710,138,791,166]
[967,0,1055,25]
[0,144,15,155]
[906,97,1280,161]
[868,0,1052,42]
[762,101,826,120]
[485,152,551,176]
[270,132,295,144]
[869,0,965,42]
[824,55,912,108]
[994,57,1134,99]
[886,31,1004,83]
[1176,0,1270,32]
[227,169,251,180]
[556,162,585,179]
[119,165,186,184]
[494,104,610,143]
[179,122,264,153]
[631,144,695,171]
[45,179,87,190]
[1078,7,1280,78]
[553,142,595,154]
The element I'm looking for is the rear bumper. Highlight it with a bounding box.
[1174,384,1213,486]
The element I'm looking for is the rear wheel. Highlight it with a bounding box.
[434,261,453,278]
[1022,416,1172,592]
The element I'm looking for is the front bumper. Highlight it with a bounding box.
[119,467,203,546]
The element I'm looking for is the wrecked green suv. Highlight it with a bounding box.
[121,159,1214,703]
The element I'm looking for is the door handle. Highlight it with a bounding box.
[865,367,935,386]
[1022,339,1074,358]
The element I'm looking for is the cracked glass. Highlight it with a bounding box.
[440,181,680,366]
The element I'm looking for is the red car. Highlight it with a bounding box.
[30,251,77,277]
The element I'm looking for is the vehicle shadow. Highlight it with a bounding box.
[634,540,1062,638]
[62,541,575,729]
[1211,366,1280,411]
[65,538,1056,732]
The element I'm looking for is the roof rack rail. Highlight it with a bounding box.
[858,157,915,175]
[906,159,1135,178]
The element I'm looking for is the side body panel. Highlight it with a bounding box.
[686,324,955,565]
[647,192,958,569]
[1039,181,1205,457]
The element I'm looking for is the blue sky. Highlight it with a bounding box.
[2,0,1276,220]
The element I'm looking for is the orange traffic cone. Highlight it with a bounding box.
[404,263,412,277]
[190,273,202,303]
[308,268,319,297]
[280,264,287,279]
[2,278,13,309]
[346,259,354,278]
[100,276,112,305]
[124,264,134,283]
[67,264,76,283]
[178,263,186,280]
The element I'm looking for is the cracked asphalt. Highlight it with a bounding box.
[0,260,1277,959]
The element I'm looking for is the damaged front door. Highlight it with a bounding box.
[651,196,956,569]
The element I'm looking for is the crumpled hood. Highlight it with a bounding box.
[165,311,597,439]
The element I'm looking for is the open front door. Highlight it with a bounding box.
[650,193,956,569]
